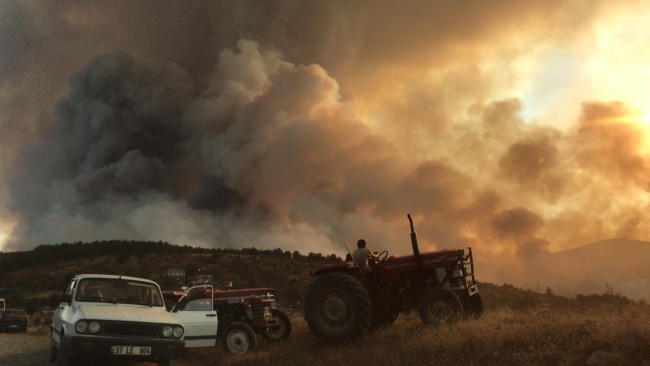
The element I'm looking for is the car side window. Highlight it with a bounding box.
[184,299,212,311]
[150,288,163,307]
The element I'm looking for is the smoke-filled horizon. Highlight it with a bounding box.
[2,0,650,295]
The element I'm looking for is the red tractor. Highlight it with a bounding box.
[163,285,292,354]
[304,214,483,342]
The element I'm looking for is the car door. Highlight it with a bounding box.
[52,278,76,344]
[170,285,218,348]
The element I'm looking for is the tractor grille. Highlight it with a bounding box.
[251,304,269,320]
[103,321,161,338]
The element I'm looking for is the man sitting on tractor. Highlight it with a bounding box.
[352,239,382,282]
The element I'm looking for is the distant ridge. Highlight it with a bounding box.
[541,238,650,300]
[551,238,650,270]
[552,238,650,255]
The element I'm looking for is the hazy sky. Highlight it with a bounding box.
[1,1,650,286]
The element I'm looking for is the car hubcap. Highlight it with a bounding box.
[226,330,249,353]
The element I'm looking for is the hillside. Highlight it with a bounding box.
[0,241,341,310]
[543,239,650,300]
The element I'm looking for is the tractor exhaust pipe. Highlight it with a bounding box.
[407,214,423,272]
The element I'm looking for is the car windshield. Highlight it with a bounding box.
[1,311,26,317]
[75,278,164,307]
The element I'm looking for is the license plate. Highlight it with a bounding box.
[8,325,19,328]
[110,346,151,355]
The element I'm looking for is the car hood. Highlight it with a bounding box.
[77,304,179,324]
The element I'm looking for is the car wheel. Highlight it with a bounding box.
[55,331,76,366]
[48,337,58,362]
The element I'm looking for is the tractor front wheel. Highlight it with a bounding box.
[304,272,372,342]
[418,288,463,326]
[262,308,292,341]
[222,322,257,354]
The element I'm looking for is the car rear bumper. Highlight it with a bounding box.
[62,334,184,360]
[0,324,28,331]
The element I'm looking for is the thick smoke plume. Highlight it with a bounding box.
[2,0,650,298]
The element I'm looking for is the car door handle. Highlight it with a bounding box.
[206,314,217,317]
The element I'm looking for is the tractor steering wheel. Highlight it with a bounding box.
[375,250,389,265]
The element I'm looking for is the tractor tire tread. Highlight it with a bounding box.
[304,272,371,342]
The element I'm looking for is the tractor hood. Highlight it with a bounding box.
[163,287,276,306]
[309,261,356,277]
[213,288,275,305]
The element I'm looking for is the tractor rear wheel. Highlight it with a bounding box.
[418,288,463,326]
[262,308,292,341]
[222,322,257,354]
[304,272,372,342]
[462,292,484,319]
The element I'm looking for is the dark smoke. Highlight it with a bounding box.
[1,0,650,299]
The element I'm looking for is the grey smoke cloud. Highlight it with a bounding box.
[2,0,650,299]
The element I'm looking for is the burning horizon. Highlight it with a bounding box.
[1,0,650,296]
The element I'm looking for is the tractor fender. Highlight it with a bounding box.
[309,263,370,291]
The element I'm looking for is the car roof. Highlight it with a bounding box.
[74,274,158,285]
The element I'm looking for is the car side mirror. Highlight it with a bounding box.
[60,294,72,305]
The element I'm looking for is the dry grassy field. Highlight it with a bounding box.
[175,286,650,366]
[21,282,650,365]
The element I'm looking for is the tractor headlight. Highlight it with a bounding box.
[89,321,101,333]
[172,326,184,338]
[264,307,271,319]
[75,320,88,333]
[162,325,173,337]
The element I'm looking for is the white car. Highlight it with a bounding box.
[49,274,218,366]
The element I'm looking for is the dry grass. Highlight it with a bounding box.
[177,298,650,366]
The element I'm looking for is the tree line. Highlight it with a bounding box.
[0,240,342,277]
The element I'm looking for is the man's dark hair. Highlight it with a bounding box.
[357,239,366,248]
